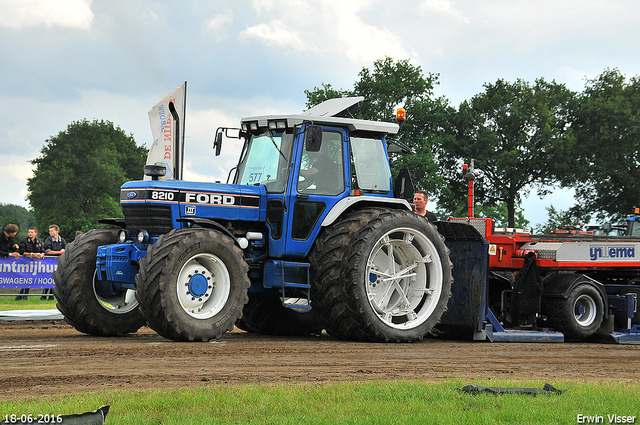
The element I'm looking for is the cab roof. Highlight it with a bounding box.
[241,97,399,136]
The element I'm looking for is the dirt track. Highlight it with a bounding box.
[1,320,639,400]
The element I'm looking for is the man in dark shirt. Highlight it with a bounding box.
[413,191,438,223]
[16,227,45,300]
[44,224,66,256]
[43,224,66,299]
[0,224,20,259]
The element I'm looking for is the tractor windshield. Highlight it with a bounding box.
[236,130,294,193]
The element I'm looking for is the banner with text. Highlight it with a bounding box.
[145,82,187,181]
[0,256,58,289]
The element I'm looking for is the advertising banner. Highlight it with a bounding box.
[0,256,58,289]
[145,82,187,181]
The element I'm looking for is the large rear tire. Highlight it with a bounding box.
[546,283,604,341]
[135,228,250,342]
[53,228,145,336]
[342,209,453,342]
[309,208,385,341]
[311,208,453,342]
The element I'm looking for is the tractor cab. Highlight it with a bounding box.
[213,97,400,258]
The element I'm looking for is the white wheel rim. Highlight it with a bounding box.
[365,227,444,330]
[92,271,138,314]
[177,253,231,319]
[574,294,597,327]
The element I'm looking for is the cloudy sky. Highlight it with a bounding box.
[1,0,639,226]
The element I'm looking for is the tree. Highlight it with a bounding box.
[27,119,148,240]
[439,78,576,227]
[533,205,590,234]
[570,68,640,221]
[0,203,36,240]
[305,57,452,200]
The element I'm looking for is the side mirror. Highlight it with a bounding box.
[305,125,323,152]
[214,131,223,156]
[144,164,167,181]
[214,128,244,156]
[603,222,612,233]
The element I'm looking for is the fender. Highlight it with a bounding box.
[543,273,609,317]
[321,196,411,227]
[176,218,240,248]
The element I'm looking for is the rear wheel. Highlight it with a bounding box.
[342,210,453,342]
[309,208,385,341]
[546,283,604,341]
[311,208,453,342]
[135,228,250,341]
[53,228,145,336]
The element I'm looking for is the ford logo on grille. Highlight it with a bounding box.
[127,191,137,199]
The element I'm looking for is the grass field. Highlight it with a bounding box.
[1,380,638,424]
[0,293,57,311]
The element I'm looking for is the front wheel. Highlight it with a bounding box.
[53,228,145,336]
[135,229,250,341]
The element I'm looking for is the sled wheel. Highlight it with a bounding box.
[136,228,249,341]
[547,283,604,341]
[53,228,145,336]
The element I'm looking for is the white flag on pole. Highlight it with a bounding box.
[145,82,186,180]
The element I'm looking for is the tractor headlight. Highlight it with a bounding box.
[136,230,150,244]
[118,229,130,243]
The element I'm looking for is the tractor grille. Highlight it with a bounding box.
[123,204,174,237]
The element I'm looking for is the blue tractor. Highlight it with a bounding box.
[53,97,453,342]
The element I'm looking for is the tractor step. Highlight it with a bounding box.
[263,260,312,310]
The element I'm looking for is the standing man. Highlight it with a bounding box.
[44,224,66,256]
[0,224,20,259]
[16,227,45,300]
[43,224,66,299]
[413,191,438,223]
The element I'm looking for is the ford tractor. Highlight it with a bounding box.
[53,97,455,342]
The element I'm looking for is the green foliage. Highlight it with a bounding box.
[533,205,591,234]
[26,119,147,241]
[304,83,353,109]
[304,61,640,224]
[438,78,576,227]
[570,68,640,221]
[476,202,530,230]
[0,203,36,240]
[305,57,451,201]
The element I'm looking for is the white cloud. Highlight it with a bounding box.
[240,21,313,52]
[419,0,470,24]
[0,0,94,30]
[207,9,233,40]
[0,155,35,208]
[241,0,411,62]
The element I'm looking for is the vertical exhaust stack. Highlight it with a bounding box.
[169,101,181,180]
[463,160,476,218]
